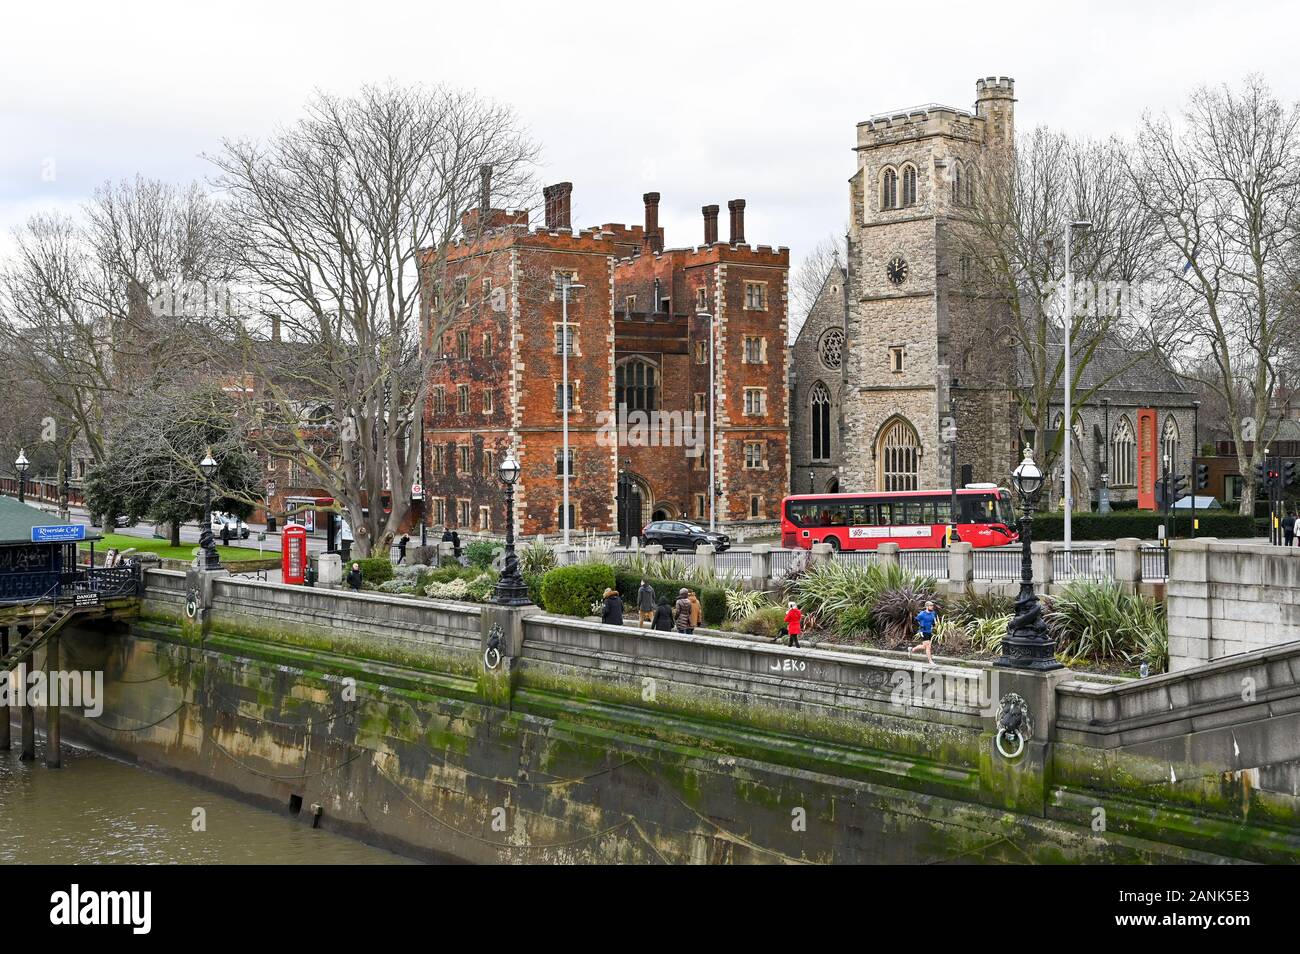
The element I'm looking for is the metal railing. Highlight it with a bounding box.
[1052,547,1115,582]
[972,548,1019,580]
[898,549,947,578]
[715,551,751,574]
[1140,546,1169,581]
[835,550,880,569]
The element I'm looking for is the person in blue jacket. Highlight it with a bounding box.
[909,600,938,665]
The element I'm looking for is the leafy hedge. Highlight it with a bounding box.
[1031,511,1255,541]
[612,570,727,626]
[539,564,615,617]
[356,556,395,584]
[464,539,500,569]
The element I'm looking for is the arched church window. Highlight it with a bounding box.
[811,382,832,462]
[881,168,898,210]
[1112,416,1136,486]
[901,165,917,207]
[1161,416,1180,473]
[616,357,658,412]
[878,417,920,492]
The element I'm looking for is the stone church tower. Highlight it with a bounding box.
[840,76,1017,494]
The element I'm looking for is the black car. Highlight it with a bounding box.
[640,520,730,552]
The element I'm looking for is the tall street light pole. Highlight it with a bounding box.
[559,276,585,545]
[1099,397,1111,514]
[1063,219,1092,553]
[699,311,717,531]
[1191,400,1200,538]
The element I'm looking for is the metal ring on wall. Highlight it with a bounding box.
[995,728,1025,760]
[483,647,501,671]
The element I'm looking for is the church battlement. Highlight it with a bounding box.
[856,105,983,147]
[975,75,1015,98]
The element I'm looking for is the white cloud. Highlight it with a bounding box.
[3,0,1298,280]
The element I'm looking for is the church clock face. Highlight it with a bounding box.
[886,256,909,286]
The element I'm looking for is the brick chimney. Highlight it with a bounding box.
[702,204,719,245]
[479,164,492,217]
[728,199,746,245]
[544,182,572,230]
[643,192,663,252]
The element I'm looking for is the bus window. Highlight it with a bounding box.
[786,501,815,527]
[905,500,936,525]
[935,499,952,523]
[846,502,875,526]
[825,505,847,526]
[960,494,1002,524]
[995,492,1013,525]
[878,502,906,525]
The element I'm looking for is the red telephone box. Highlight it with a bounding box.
[282,524,308,584]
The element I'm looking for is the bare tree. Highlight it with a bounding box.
[789,232,846,342]
[958,128,1167,484]
[1129,76,1300,515]
[0,177,227,493]
[212,83,536,557]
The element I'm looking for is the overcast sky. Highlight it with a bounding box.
[4,0,1299,280]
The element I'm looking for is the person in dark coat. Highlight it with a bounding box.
[600,587,624,627]
[441,528,453,544]
[674,588,694,634]
[220,523,231,547]
[651,597,674,631]
[451,530,462,561]
[347,562,363,591]
[397,534,409,564]
[636,579,656,628]
[1284,511,1296,547]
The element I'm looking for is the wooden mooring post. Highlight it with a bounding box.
[45,633,60,768]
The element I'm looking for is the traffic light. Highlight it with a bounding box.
[1284,460,1297,487]
[1195,462,1209,490]
[1254,461,1267,487]
[1170,473,1188,502]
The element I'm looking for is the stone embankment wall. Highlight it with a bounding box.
[1167,538,1300,672]
[35,568,1300,864]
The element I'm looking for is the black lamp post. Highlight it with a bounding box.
[198,448,222,570]
[15,449,29,504]
[995,447,1061,672]
[616,466,632,547]
[1098,398,1111,514]
[1191,400,1200,538]
[493,452,530,605]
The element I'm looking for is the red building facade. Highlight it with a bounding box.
[421,176,789,538]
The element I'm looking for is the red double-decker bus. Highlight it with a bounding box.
[780,486,1017,550]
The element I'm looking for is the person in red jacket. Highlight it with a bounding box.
[782,602,802,648]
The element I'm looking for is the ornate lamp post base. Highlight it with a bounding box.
[996,449,1061,672]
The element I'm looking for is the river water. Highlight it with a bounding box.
[0,741,415,864]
